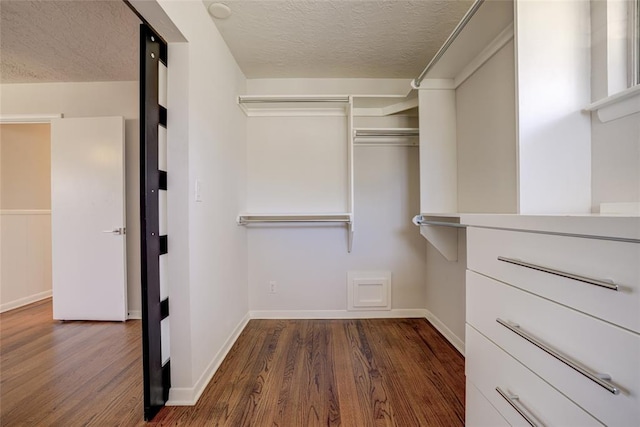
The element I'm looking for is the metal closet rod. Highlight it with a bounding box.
[413,0,485,88]
[238,96,350,104]
[354,129,419,138]
[237,214,352,225]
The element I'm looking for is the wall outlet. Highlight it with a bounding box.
[269,281,277,294]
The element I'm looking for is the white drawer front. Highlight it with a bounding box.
[466,325,603,427]
[467,270,640,426]
[467,227,640,333]
[466,379,510,427]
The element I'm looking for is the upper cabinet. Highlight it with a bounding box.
[416,0,592,215]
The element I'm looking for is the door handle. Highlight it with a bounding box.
[102,227,126,235]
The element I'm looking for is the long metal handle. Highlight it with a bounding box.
[497,319,620,395]
[497,256,618,291]
[495,387,540,427]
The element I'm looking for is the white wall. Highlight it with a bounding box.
[0,124,53,311]
[591,112,640,210]
[0,212,52,312]
[424,230,466,351]
[248,144,425,314]
[246,78,411,95]
[245,78,425,315]
[515,0,592,214]
[456,40,517,213]
[247,116,348,213]
[158,0,249,404]
[590,0,640,211]
[0,81,141,316]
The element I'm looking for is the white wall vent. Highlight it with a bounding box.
[347,271,391,311]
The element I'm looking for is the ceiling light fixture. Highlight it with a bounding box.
[208,3,232,20]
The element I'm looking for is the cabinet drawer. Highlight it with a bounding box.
[466,325,602,427]
[467,227,640,333]
[466,379,509,427]
[467,270,640,426]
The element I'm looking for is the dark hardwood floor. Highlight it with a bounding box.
[1,300,465,426]
[151,318,465,427]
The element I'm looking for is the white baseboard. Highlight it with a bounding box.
[0,290,52,313]
[127,310,142,320]
[167,313,250,406]
[249,308,427,319]
[424,308,465,356]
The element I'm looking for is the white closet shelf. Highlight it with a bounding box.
[412,0,513,86]
[238,95,351,117]
[352,94,418,117]
[238,213,354,252]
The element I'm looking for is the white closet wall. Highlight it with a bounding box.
[247,116,348,213]
[245,79,427,315]
[592,112,640,210]
[456,40,517,213]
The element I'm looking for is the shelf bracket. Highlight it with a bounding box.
[413,215,462,262]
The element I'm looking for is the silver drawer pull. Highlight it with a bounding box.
[497,256,618,291]
[497,318,620,395]
[496,387,541,427]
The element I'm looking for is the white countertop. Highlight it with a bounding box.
[459,214,640,242]
[419,212,640,241]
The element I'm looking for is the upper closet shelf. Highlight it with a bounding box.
[352,94,418,116]
[412,0,513,88]
[238,95,350,117]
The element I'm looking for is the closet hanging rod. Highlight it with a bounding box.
[237,214,352,225]
[413,0,485,88]
[354,129,419,138]
[238,96,350,104]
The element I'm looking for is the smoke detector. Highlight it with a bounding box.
[208,3,232,20]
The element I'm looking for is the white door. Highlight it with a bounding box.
[51,116,127,321]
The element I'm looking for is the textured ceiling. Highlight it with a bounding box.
[0,0,140,83]
[205,0,474,78]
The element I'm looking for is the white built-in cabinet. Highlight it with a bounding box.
[418,0,591,219]
[465,218,640,426]
[237,93,418,252]
[411,1,640,426]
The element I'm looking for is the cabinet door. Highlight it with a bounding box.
[466,380,509,427]
[466,325,603,427]
[467,227,640,333]
[467,271,640,426]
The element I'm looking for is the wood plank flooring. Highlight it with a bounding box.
[1,300,465,426]
[0,298,143,426]
[151,319,465,427]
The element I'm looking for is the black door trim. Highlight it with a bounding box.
[140,23,170,421]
